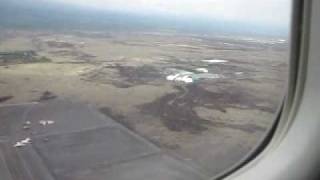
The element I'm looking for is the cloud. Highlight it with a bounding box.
[52,0,291,27]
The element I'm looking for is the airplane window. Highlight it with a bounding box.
[0,0,291,179]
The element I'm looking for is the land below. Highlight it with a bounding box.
[0,29,288,176]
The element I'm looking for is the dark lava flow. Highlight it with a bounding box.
[139,84,274,134]
[39,91,57,101]
[0,95,13,103]
[83,64,162,88]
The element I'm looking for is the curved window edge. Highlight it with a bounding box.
[211,0,311,179]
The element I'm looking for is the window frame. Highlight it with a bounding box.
[212,0,312,179]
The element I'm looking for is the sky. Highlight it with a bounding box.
[51,0,292,28]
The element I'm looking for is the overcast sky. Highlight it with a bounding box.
[51,0,291,27]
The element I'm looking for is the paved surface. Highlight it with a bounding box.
[0,100,207,180]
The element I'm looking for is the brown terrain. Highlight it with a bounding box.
[0,29,288,175]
